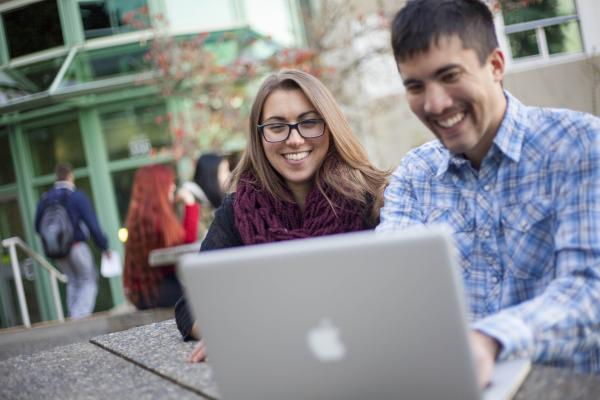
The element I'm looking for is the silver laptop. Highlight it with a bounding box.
[178,227,530,400]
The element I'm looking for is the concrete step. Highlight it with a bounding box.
[0,307,173,361]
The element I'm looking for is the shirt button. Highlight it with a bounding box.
[483,229,491,238]
[483,185,491,192]
[491,276,499,284]
[486,256,494,265]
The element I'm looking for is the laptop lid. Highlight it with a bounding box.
[178,228,491,400]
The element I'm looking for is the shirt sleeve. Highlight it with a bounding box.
[473,120,600,367]
[174,194,242,340]
[174,296,195,341]
[182,203,200,244]
[376,156,426,232]
[75,191,109,251]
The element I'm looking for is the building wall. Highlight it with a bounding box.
[343,0,600,170]
[504,55,600,115]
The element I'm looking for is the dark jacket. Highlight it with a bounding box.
[35,181,109,251]
[174,194,242,339]
[174,192,376,339]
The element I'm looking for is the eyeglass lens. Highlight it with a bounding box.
[262,119,324,142]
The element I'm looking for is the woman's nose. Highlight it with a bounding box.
[285,126,305,146]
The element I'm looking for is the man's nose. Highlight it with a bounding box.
[423,84,452,115]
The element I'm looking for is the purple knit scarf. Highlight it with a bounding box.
[234,173,366,245]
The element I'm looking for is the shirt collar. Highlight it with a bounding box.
[54,180,75,191]
[434,91,526,178]
[492,91,526,164]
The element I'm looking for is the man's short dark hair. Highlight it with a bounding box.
[391,0,499,64]
[55,163,73,181]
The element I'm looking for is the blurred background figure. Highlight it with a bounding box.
[183,153,231,237]
[123,164,198,309]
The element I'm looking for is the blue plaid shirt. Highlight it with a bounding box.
[377,92,600,372]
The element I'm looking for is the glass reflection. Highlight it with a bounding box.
[27,119,86,177]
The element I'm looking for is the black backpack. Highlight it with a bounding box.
[38,190,75,259]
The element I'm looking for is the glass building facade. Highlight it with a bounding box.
[0,0,303,328]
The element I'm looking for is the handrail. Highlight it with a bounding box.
[1,236,68,327]
[2,237,68,282]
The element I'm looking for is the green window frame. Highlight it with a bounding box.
[501,0,584,61]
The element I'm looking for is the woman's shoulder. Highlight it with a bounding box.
[200,192,243,251]
[221,192,236,210]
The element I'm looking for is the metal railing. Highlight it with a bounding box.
[1,237,68,328]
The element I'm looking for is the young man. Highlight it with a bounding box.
[35,163,111,319]
[377,0,600,386]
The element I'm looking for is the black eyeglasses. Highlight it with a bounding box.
[258,119,326,143]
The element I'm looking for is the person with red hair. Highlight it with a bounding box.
[123,164,199,309]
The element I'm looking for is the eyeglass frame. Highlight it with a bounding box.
[257,118,326,143]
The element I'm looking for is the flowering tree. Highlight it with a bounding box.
[127,2,397,173]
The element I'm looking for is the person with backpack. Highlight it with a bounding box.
[35,163,111,319]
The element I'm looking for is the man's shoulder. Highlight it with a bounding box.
[40,186,69,202]
[397,140,446,176]
[524,105,600,143]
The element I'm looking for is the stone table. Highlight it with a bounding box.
[1,319,599,399]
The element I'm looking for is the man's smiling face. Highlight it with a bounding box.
[398,35,506,167]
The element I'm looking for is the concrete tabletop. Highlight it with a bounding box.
[2,317,599,399]
[0,342,203,399]
[91,319,221,399]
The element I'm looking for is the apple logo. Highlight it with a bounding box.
[306,318,347,362]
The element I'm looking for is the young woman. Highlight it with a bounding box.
[191,153,231,209]
[175,69,388,362]
[182,152,231,237]
[123,164,199,309]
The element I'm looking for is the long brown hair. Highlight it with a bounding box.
[229,69,388,223]
[123,164,184,306]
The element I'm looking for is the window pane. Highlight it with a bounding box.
[79,0,150,40]
[3,0,64,59]
[508,30,540,59]
[502,0,577,25]
[100,103,171,161]
[0,197,24,241]
[112,168,137,225]
[545,20,583,55]
[0,132,16,185]
[13,57,66,92]
[26,119,86,177]
[60,44,148,87]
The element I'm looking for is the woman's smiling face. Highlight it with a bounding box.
[261,88,330,199]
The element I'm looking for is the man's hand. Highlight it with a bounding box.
[469,331,500,388]
[188,339,207,363]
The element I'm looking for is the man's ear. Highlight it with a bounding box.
[488,48,506,83]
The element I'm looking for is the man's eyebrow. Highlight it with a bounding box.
[402,63,462,86]
[434,64,462,77]
[403,78,422,87]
